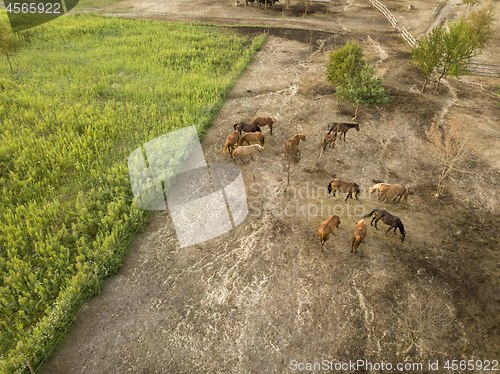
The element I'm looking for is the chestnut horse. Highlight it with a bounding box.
[284,134,306,158]
[318,215,341,249]
[351,219,367,253]
[251,116,275,135]
[223,130,240,157]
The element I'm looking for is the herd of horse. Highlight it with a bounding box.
[221,115,408,253]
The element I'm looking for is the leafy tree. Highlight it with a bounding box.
[412,5,495,91]
[335,64,389,118]
[411,26,444,92]
[326,41,365,87]
[467,4,495,49]
[0,21,21,73]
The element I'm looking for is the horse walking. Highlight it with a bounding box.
[378,184,409,203]
[328,179,360,201]
[351,219,367,253]
[327,122,360,141]
[318,215,341,249]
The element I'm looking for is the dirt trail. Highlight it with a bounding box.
[43,25,499,374]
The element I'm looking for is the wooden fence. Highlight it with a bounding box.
[367,0,499,76]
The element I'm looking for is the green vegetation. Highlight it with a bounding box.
[0,20,21,72]
[326,41,364,87]
[326,41,389,118]
[0,12,266,373]
[411,5,495,91]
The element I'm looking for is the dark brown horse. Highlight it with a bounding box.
[328,179,360,201]
[364,209,406,242]
[327,122,360,141]
[234,122,261,134]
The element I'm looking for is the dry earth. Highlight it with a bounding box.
[42,1,499,373]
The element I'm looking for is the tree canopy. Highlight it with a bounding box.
[326,41,389,118]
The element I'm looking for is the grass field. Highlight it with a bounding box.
[0,13,265,372]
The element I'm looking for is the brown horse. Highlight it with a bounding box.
[351,219,367,253]
[318,215,341,249]
[223,130,240,157]
[327,122,360,141]
[234,122,261,134]
[251,116,275,135]
[328,179,360,201]
[378,184,409,203]
[239,132,265,146]
[364,209,406,242]
[284,134,306,158]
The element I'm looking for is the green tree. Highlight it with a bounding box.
[335,64,389,118]
[411,26,444,92]
[467,4,495,49]
[0,21,21,73]
[412,5,495,91]
[326,41,365,87]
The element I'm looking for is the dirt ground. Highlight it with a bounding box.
[43,1,499,373]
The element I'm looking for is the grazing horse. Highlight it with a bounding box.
[351,219,367,253]
[251,116,275,135]
[369,183,387,198]
[364,209,406,242]
[318,215,341,249]
[327,122,360,141]
[239,132,265,146]
[232,144,264,164]
[234,122,261,134]
[328,179,360,201]
[378,184,409,203]
[223,130,240,157]
[284,134,306,158]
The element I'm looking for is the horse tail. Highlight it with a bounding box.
[327,182,332,194]
[364,209,377,218]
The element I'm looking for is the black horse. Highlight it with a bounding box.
[364,208,406,242]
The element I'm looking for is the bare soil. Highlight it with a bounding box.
[44,1,499,373]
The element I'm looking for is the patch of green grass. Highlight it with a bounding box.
[0,12,266,373]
